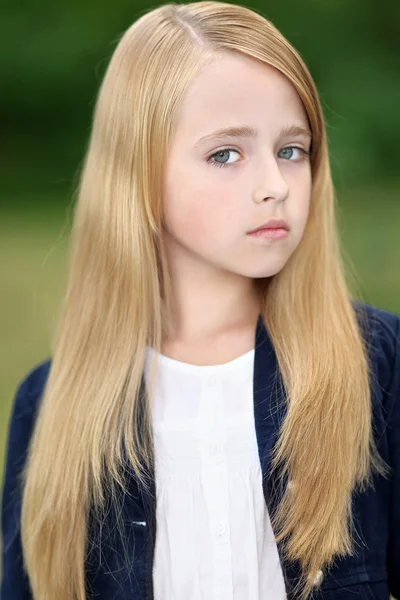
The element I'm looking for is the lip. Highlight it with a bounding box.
[247,219,289,234]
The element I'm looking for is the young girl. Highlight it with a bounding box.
[1,2,399,599]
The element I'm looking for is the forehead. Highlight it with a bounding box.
[173,53,309,141]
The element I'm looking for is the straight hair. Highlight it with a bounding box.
[20,3,389,599]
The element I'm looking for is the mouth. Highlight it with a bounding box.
[247,227,289,240]
[247,219,289,234]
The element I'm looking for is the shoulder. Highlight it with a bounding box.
[2,359,51,522]
[351,305,400,600]
[13,357,52,417]
[352,299,400,393]
[352,298,400,344]
[1,358,52,598]
[6,358,52,456]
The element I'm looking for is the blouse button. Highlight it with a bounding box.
[215,521,227,536]
[311,570,324,587]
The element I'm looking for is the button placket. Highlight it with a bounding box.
[199,399,233,598]
[197,372,219,431]
[198,370,234,596]
[207,373,217,386]
[205,466,233,597]
[215,521,227,536]
[202,464,230,546]
[209,440,223,459]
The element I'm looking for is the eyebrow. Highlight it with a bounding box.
[194,123,312,148]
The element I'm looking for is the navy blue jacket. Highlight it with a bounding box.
[1,300,400,599]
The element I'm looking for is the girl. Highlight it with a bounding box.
[1,2,399,599]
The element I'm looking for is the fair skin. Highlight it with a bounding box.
[161,52,312,364]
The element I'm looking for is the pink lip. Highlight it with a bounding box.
[247,219,289,234]
[248,228,288,240]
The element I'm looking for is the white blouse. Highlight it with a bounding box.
[144,344,287,600]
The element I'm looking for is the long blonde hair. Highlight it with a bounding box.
[20,2,389,599]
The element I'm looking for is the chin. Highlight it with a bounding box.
[248,257,289,279]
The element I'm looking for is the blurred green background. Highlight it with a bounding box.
[1,0,399,588]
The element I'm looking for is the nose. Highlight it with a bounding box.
[253,156,289,204]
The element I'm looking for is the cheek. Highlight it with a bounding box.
[162,186,234,246]
[293,172,312,223]
[298,193,311,224]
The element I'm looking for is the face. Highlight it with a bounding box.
[161,52,312,280]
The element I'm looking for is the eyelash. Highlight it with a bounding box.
[206,146,311,169]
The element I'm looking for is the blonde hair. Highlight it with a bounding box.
[20,2,389,599]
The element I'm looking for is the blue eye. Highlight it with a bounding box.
[279,147,310,161]
[207,148,240,169]
[206,146,311,169]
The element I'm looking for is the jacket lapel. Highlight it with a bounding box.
[253,313,302,598]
